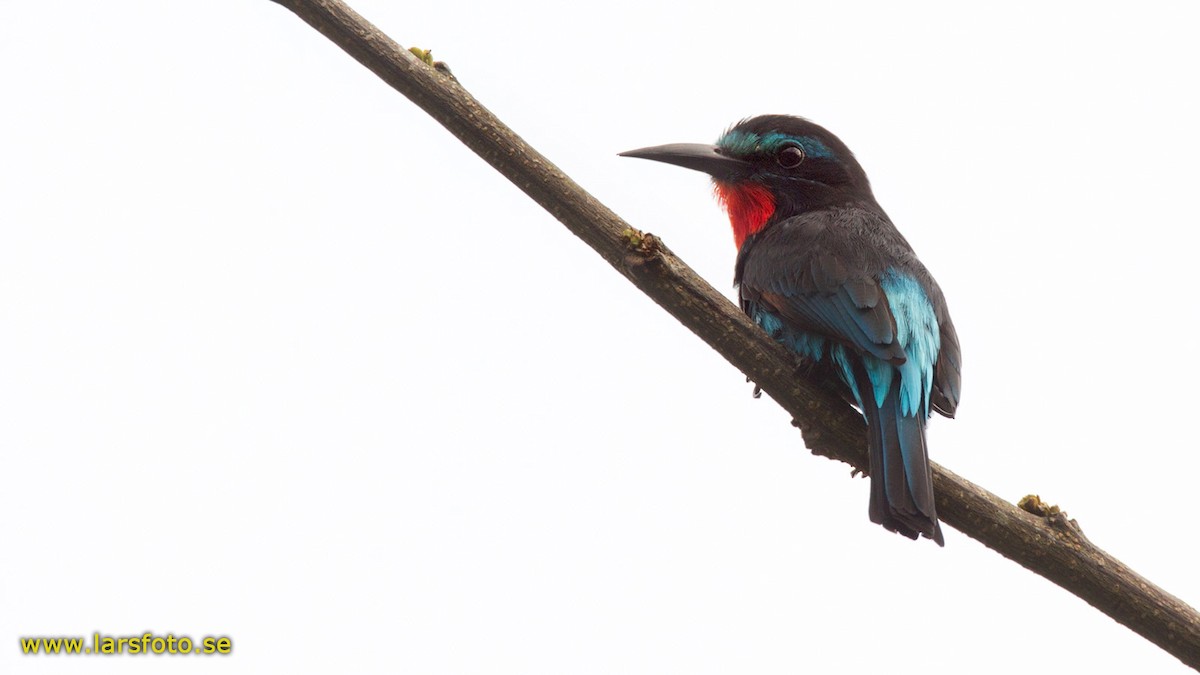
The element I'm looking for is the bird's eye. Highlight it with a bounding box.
[777,145,805,169]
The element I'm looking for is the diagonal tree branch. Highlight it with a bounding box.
[269,0,1200,668]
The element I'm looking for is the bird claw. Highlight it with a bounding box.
[746,376,763,399]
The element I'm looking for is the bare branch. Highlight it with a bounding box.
[269,0,1200,668]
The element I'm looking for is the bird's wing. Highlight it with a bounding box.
[737,214,908,365]
[930,315,961,418]
[747,281,907,365]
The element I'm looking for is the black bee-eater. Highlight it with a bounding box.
[622,115,961,544]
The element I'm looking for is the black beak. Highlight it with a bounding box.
[619,143,751,181]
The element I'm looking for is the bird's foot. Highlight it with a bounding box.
[745,376,763,399]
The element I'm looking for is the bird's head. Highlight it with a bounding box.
[621,115,875,248]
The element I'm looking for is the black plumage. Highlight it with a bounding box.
[623,115,960,544]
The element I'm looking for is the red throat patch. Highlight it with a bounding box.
[714,181,776,249]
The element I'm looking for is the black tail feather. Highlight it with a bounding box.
[856,367,943,545]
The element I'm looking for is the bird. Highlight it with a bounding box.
[621,115,960,545]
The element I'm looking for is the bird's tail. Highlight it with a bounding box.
[856,367,944,545]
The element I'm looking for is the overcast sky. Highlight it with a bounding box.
[3,1,1198,673]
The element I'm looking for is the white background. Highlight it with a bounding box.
[2,1,1198,673]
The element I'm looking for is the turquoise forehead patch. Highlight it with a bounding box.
[717,130,835,160]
